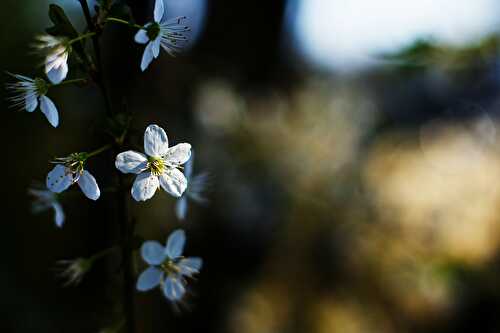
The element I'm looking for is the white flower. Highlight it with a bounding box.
[115,124,191,201]
[29,187,65,227]
[134,0,189,71]
[46,153,100,200]
[137,229,203,302]
[34,34,70,84]
[6,74,59,127]
[175,151,209,220]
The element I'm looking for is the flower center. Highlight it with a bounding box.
[67,153,86,174]
[53,152,87,180]
[147,156,165,176]
[160,258,181,275]
[146,22,161,41]
[34,78,48,95]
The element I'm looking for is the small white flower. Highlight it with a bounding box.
[6,74,59,127]
[175,151,209,220]
[115,124,191,201]
[29,187,65,227]
[33,34,70,84]
[46,153,100,200]
[137,229,202,302]
[134,0,190,71]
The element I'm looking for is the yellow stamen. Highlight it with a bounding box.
[148,157,165,176]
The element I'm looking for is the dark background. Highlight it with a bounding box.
[2,0,500,332]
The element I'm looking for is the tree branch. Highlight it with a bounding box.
[78,2,136,332]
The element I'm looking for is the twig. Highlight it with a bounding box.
[77,1,136,332]
[78,0,113,116]
[117,162,137,333]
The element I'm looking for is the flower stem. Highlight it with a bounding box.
[68,31,97,45]
[52,78,88,87]
[89,245,118,263]
[86,143,113,158]
[78,0,113,117]
[106,17,144,30]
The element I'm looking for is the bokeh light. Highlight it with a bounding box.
[287,0,500,71]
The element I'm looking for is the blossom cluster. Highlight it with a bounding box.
[8,0,207,308]
[7,0,188,128]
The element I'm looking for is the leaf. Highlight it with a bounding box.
[46,4,79,39]
[46,4,87,65]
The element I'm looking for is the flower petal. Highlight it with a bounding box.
[131,172,159,201]
[39,95,59,128]
[134,28,149,44]
[159,168,187,198]
[140,42,155,71]
[144,124,169,157]
[77,170,100,200]
[152,36,161,58]
[165,229,185,259]
[154,0,165,22]
[164,143,191,166]
[141,241,167,265]
[136,266,163,291]
[52,202,65,228]
[46,165,73,193]
[162,275,186,301]
[178,257,203,277]
[184,150,194,179]
[45,49,66,72]
[29,188,53,201]
[188,172,210,203]
[115,150,148,174]
[25,92,38,112]
[46,56,68,84]
[175,196,188,220]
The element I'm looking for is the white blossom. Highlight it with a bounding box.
[33,34,70,84]
[115,124,191,201]
[46,153,100,200]
[137,229,202,302]
[6,74,59,127]
[134,0,189,71]
[175,151,209,220]
[29,187,65,227]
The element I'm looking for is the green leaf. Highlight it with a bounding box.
[46,4,79,39]
[46,4,88,66]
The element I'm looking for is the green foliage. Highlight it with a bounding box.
[380,35,500,72]
[381,39,435,68]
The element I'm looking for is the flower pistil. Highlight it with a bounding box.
[147,156,165,176]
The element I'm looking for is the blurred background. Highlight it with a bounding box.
[3,0,500,332]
